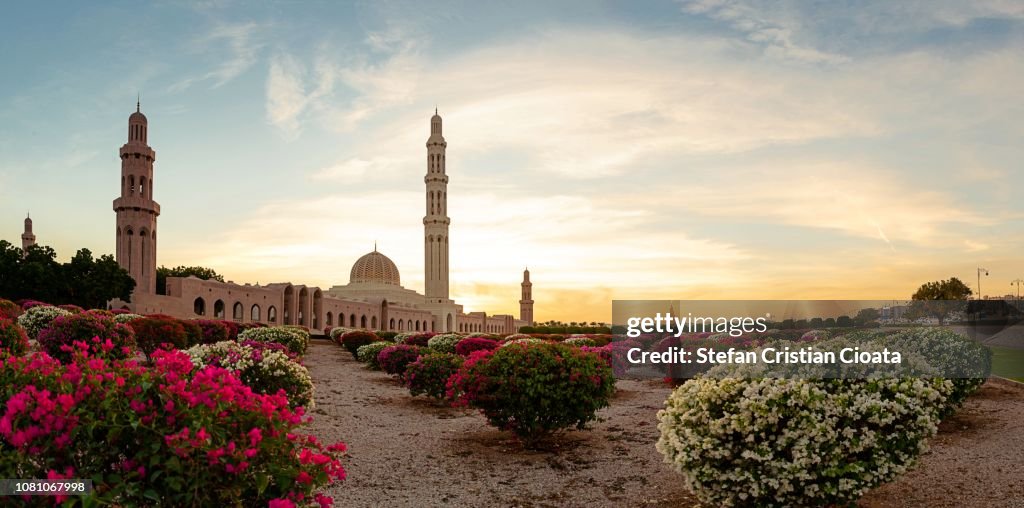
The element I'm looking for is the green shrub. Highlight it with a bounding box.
[375,331,399,341]
[405,352,463,400]
[355,341,392,370]
[448,342,615,445]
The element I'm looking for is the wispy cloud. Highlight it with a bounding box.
[169,22,265,92]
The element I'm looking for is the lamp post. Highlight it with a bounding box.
[977,268,989,300]
[1012,279,1023,301]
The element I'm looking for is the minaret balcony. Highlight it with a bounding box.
[119,145,156,160]
[113,196,161,214]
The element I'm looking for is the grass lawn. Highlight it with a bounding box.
[989,345,1024,382]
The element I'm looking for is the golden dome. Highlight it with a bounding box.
[349,250,401,286]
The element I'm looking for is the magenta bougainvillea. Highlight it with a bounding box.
[36,311,136,363]
[0,318,29,356]
[454,337,500,357]
[0,344,346,506]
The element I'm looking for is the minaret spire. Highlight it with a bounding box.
[114,102,159,295]
[137,93,140,112]
[424,109,453,330]
[520,267,534,325]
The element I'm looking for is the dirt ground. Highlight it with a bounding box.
[302,340,1024,507]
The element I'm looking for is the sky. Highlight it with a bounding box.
[1,0,1023,322]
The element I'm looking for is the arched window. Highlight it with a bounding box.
[371,316,378,329]
[194,297,206,316]
[360,315,367,329]
[233,302,243,320]
[214,300,225,318]
[140,176,146,198]
[326,312,333,326]
[446,314,453,333]
[416,321,421,331]
[268,306,277,323]
[389,318,395,330]
[129,175,135,194]
[349,314,356,327]
[251,304,261,321]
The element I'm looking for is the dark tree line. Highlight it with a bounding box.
[0,240,135,309]
[156,265,224,295]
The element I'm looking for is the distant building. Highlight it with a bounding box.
[20,214,35,254]
[99,104,533,334]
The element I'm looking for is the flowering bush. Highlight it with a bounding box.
[187,341,314,409]
[57,304,85,314]
[112,313,144,324]
[0,318,29,356]
[338,331,379,357]
[177,319,204,347]
[502,333,533,341]
[37,312,137,363]
[17,305,72,341]
[405,352,463,400]
[454,337,500,356]
[129,316,190,357]
[0,299,22,320]
[375,331,399,341]
[656,374,950,507]
[800,329,830,341]
[238,326,309,357]
[564,337,597,347]
[500,337,545,347]
[0,347,345,506]
[18,299,50,310]
[329,327,351,341]
[448,342,616,445]
[426,333,463,353]
[397,332,435,347]
[377,345,424,377]
[355,341,394,370]
[193,319,230,345]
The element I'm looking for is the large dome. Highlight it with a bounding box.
[349,250,401,286]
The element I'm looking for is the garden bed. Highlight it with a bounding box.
[303,341,1024,507]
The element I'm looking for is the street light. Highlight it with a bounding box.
[977,268,989,300]
[1012,279,1023,301]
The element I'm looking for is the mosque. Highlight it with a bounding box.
[18,103,534,334]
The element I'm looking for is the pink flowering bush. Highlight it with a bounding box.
[397,332,435,347]
[454,337,500,356]
[129,316,190,357]
[338,331,379,357]
[0,299,22,320]
[37,311,136,363]
[186,341,314,409]
[377,345,424,377]
[0,318,29,356]
[193,319,230,345]
[0,345,346,506]
[448,342,616,445]
[405,352,463,400]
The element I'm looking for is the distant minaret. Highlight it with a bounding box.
[113,100,160,294]
[21,214,36,254]
[424,109,450,302]
[520,268,534,325]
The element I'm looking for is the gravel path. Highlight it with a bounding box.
[301,340,1024,507]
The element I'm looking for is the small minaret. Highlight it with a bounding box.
[21,213,36,254]
[113,100,160,294]
[520,268,534,325]
[424,109,450,303]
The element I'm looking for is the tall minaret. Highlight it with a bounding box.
[21,214,36,254]
[520,268,534,325]
[113,101,160,294]
[424,109,450,303]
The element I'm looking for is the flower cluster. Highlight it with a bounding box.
[426,333,463,353]
[0,318,30,356]
[16,305,72,342]
[564,337,597,347]
[192,319,231,344]
[0,298,22,320]
[355,341,394,370]
[37,311,137,363]
[238,326,310,357]
[454,337,500,357]
[448,342,615,445]
[501,333,533,341]
[396,332,435,347]
[405,352,464,400]
[111,313,144,324]
[337,330,379,357]
[186,340,314,409]
[500,337,545,347]
[0,347,345,506]
[129,316,190,356]
[377,345,424,377]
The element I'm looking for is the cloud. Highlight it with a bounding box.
[169,22,265,92]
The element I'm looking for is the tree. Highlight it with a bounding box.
[836,315,854,327]
[157,265,225,295]
[855,308,880,325]
[908,277,972,325]
[65,249,135,309]
[0,244,134,308]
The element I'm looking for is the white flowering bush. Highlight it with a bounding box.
[17,305,72,341]
[186,341,314,409]
[237,326,309,356]
[800,329,830,341]
[564,337,596,347]
[330,327,352,340]
[502,333,533,341]
[500,337,545,348]
[427,333,463,353]
[657,375,950,507]
[112,313,144,324]
[356,341,394,370]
